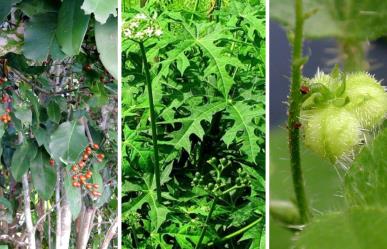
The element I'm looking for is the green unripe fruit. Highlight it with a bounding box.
[307,71,387,129]
[302,107,362,161]
[343,73,387,128]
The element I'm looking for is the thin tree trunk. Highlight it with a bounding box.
[22,174,36,249]
[60,199,72,249]
[76,207,96,249]
[100,217,118,249]
[55,166,62,249]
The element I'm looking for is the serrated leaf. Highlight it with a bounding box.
[56,0,90,56]
[81,0,117,24]
[49,121,88,163]
[11,141,37,182]
[223,101,262,162]
[160,101,227,153]
[345,128,387,207]
[124,174,170,232]
[64,171,82,219]
[295,208,387,249]
[30,151,56,200]
[95,16,118,79]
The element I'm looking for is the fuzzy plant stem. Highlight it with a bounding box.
[195,198,217,249]
[139,42,162,202]
[340,39,368,72]
[288,0,310,223]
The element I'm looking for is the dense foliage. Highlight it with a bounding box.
[122,0,266,248]
[0,0,118,248]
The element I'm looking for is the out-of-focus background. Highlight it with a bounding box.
[269,20,387,249]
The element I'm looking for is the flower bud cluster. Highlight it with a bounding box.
[122,13,162,42]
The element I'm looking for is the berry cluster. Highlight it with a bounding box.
[71,144,105,198]
[1,94,12,124]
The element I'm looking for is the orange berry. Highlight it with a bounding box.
[79,161,86,168]
[86,184,93,190]
[72,165,78,171]
[93,184,99,189]
[79,175,86,181]
[92,144,99,150]
[72,182,81,187]
[82,154,89,161]
[72,175,78,180]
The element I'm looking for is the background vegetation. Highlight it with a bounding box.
[121,0,266,248]
[0,0,118,248]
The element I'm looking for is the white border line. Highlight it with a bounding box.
[117,0,122,247]
[265,0,270,248]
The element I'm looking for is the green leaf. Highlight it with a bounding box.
[30,151,56,200]
[11,141,38,182]
[295,208,387,249]
[223,101,263,162]
[0,197,13,215]
[64,171,82,219]
[124,174,170,232]
[4,53,46,75]
[81,0,117,24]
[32,127,50,147]
[0,0,21,21]
[95,16,118,79]
[47,101,61,124]
[160,100,227,153]
[14,107,32,125]
[271,0,387,40]
[18,0,57,16]
[49,121,88,163]
[345,128,387,207]
[23,13,65,62]
[56,0,90,56]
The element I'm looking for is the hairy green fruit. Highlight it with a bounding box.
[307,71,387,129]
[302,107,362,161]
[344,73,387,128]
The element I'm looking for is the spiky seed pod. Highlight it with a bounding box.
[302,107,362,162]
[343,73,387,128]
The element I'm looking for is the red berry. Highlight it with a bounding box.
[72,182,81,187]
[49,159,55,166]
[92,144,99,150]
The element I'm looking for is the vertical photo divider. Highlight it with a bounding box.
[265,0,270,248]
[117,0,123,247]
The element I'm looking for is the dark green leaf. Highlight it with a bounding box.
[95,16,118,79]
[11,141,38,182]
[30,151,56,200]
[48,121,88,164]
[56,0,90,56]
